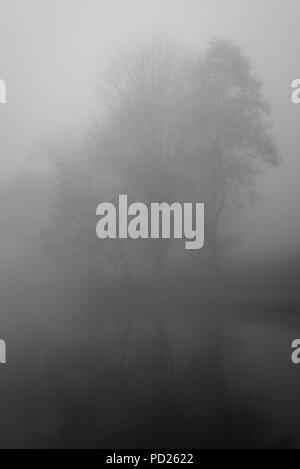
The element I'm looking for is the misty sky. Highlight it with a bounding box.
[0,0,299,257]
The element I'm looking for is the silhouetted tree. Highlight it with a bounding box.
[188,39,279,269]
[42,134,131,278]
[93,40,190,275]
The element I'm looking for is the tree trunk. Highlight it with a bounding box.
[210,218,220,275]
[152,240,167,279]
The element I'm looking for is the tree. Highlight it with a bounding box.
[93,40,190,275]
[42,133,132,278]
[188,39,279,270]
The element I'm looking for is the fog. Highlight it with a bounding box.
[1,0,299,255]
[0,0,299,449]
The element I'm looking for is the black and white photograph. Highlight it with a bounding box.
[0,0,299,451]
